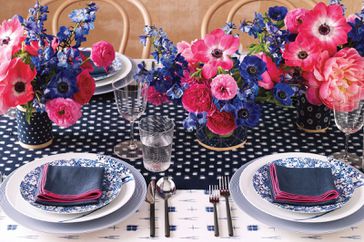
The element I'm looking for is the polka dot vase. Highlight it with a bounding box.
[195,125,247,151]
[295,95,331,133]
[16,106,53,150]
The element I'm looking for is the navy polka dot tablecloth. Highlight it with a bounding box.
[0,93,362,189]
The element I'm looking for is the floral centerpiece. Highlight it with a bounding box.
[137,26,270,151]
[239,1,364,131]
[0,1,115,149]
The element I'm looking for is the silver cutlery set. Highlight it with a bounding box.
[209,176,233,237]
[146,176,176,238]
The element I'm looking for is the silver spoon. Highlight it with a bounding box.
[156,176,176,237]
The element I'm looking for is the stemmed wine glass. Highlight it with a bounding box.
[333,101,364,167]
[112,75,148,160]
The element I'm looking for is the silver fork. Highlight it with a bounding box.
[219,176,233,236]
[209,185,220,237]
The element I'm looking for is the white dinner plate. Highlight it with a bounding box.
[5,153,136,223]
[230,155,364,234]
[94,53,132,88]
[239,152,364,223]
[0,153,147,234]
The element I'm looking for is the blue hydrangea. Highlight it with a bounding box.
[268,6,288,21]
[183,112,207,131]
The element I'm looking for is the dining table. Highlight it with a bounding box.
[0,59,363,242]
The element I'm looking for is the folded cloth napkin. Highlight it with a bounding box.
[269,163,339,206]
[35,164,105,206]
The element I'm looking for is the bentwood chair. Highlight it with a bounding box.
[201,0,319,38]
[41,0,152,58]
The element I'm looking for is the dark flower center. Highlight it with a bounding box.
[298,51,308,60]
[211,49,223,58]
[1,36,10,46]
[318,23,330,35]
[57,82,69,94]
[58,110,65,116]
[247,66,257,75]
[14,82,26,93]
[297,18,303,24]
[238,109,249,119]
[278,90,287,99]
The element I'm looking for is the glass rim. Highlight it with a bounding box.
[139,115,175,134]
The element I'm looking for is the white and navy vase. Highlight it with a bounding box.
[196,126,247,151]
[16,107,53,150]
[295,95,331,133]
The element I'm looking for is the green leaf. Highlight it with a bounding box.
[191,69,202,78]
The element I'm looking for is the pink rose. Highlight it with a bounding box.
[91,41,115,71]
[284,8,308,33]
[207,111,236,135]
[73,70,95,105]
[46,98,82,128]
[311,48,364,111]
[182,84,212,113]
[147,86,169,106]
[210,74,238,100]
[257,53,282,90]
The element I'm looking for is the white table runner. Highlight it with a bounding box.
[0,190,362,241]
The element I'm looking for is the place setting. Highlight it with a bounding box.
[1,0,364,241]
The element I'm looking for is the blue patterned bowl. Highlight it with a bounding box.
[253,157,359,213]
[20,157,133,214]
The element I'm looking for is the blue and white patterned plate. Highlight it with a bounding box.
[20,158,132,214]
[253,157,356,213]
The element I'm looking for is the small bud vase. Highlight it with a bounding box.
[195,126,247,151]
[16,106,53,150]
[295,95,331,133]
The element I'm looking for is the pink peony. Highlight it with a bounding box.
[182,84,212,113]
[298,2,351,54]
[191,29,239,79]
[73,70,95,105]
[207,110,236,135]
[147,86,169,106]
[282,35,321,71]
[284,8,308,34]
[308,48,364,111]
[46,98,82,128]
[210,74,238,100]
[0,58,36,114]
[302,71,323,106]
[0,16,24,56]
[91,41,115,71]
[257,53,282,90]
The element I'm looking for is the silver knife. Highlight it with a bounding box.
[145,178,156,237]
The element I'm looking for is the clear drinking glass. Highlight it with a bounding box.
[333,101,364,167]
[112,77,148,160]
[139,115,175,172]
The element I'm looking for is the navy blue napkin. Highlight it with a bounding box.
[35,164,105,206]
[269,163,339,206]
